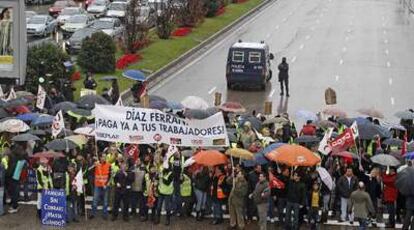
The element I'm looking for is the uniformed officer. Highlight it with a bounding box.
[278,57,290,97]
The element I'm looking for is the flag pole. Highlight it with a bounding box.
[83,181,87,221]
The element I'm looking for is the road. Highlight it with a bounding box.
[151,0,414,121]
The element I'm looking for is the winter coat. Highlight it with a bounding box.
[278,62,289,81]
[227,175,248,206]
[252,180,270,204]
[193,170,210,192]
[382,173,398,202]
[286,180,306,205]
[336,175,358,198]
[300,124,316,136]
[348,189,375,219]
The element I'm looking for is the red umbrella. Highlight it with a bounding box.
[331,151,358,159]
[218,102,246,113]
[7,105,31,114]
[193,150,228,166]
[32,151,65,159]
[323,107,347,118]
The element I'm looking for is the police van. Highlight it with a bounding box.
[226,40,274,90]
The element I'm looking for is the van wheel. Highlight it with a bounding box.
[260,83,266,90]
[267,70,273,82]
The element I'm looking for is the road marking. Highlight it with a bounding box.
[389,78,393,85]
[299,44,304,50]
[335,75,340,81]
[339,59,344,65]
[384,39,388,44]
[291,56,297,63]
[275,25,279,30]
[208,86,217,94]
[305,35,311,40]
[391,97,395,105]
[342,47,347,53]
[384,49,389,55]
[386,61,391,68]
[269,89,275,98]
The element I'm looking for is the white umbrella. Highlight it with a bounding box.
[74,125,95,136]
[371,154,401,167]
[0,119,30,133]
[181,96,209,110]
[316,167,333,191]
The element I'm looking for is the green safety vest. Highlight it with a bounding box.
[390,145,398,151]
[37,165,53,190]
[158,171,173,195]
[338,124,345,134]
[143,174,158,197]
[109,163,120,186]
[1,156,8,170]
[65,172,70,196]
[367,140,375,156]
[180,174,192,197]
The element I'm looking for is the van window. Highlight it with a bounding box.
[232,51,244,63]
[249,52,261,63]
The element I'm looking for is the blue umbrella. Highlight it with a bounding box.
[122,70,146,82]
[242,152,269,167]
[262,142,286,155]
[150,100,170,111]
[405,152,414,160]
[16,113,39,122]
[167,101,184,110]
[32,114,54,126]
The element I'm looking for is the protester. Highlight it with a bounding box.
[227,167,248,229]
[83,72,97,90]
[193,166,210,221]
[111,161,134,222]
[383,167,398,228]
[309,182,321,230]
[210,166,228,225]
[251,172,270,230]
[348,182,375,230]
[336,167,358,223]
[0,155,6,216]
[285,171,306,230]
[90,154,111,220]
[66,163,79,223]
[130,158,146,218]
[36,157,53,219]
[156,168,174,225]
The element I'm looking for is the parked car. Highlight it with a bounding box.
[49,0,77,18]
[57,7,87,25]
[87,0,110,18]
[134,5,156,27]
[25,11,37,23]
[66,27,99,54]
[26,0,54,5]
[106,2,127,18]
[89,17,123,38]
[61,14,95,37]
[27,15,57,37]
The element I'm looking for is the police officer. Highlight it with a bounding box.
[278,57,289,97]
[36,158,53,219]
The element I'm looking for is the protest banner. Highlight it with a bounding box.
[41,189,66,227]
[36,85,46,110]
[318,128,333,155]
[330,128,355,153]
[94,105,229,147]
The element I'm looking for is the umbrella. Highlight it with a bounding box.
[295,110,317,121]
[405,151,414,160]
[181,150,194,158]
[315,120,338,129]
[16,113,39,122]
[383,138,403,147]
[100,76,118,81]
[74,125,95,136]
[32,114,54,126]
[395,111,414,120]
[337,117,370,127]
[218,102,246,113]
[29,129,47,136]
[45,139,78,151]
[357,108,384,119]
[261,142,286,155]
[193,150,228,166]
[150,100,170,111]
[380,121,406,131]
[323,107,347,118]
[184,109,216,120]
[15,91,35,99]
[358,123,391,140]
[11,133,40,142]
[52,102,77,114]
[68,108,94,120]
[0,108,10,119]
[238,115,262,131]
[7,105,31,114]
[396,166,414,196]
[149,95,167,103]
[181,96,209,110]
[0,119,30,133]
[5,98,31,107]
[183,157,195,168]
[316,167,333,191]
[295,135,320,143]
[225,148,254,160]
[77,95,110,110]
[167,101,184,110]
[331,151,358,159]
[267,144,321,166]
[65,135,88,147]
[242,152,269,167]
[262,116,289,126]
[370,154,400,166]
[33,151,65,159]
[122,70,146,82]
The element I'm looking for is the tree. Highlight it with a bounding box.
[77,32,116,73]
[155,0,176,39]
[25,43,71,93]
[123,0,151,53]
[176,0,205,27]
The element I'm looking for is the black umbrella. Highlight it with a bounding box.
[0,108,10,119]
[295,135,320,143]
[29,129,47,136]
[52,101,78,114]
[383,138,403,147]
[4,98,31,108]
[45,139,77,151]
[68,108,92,117]
[12,133,41,142]
[396,166,414,196]
[358,123,391,140]
[184,109,210,119]
[238,115,262,131]
[77,95,110,110]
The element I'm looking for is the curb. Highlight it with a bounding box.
[121,0,273,101]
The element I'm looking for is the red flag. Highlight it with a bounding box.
[269,172,285,189]
[330,128,355,153]
[402,131,408,155]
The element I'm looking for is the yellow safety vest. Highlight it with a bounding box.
[37,165,53,190]
[158,171,173,195]
[180,174,192,197]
